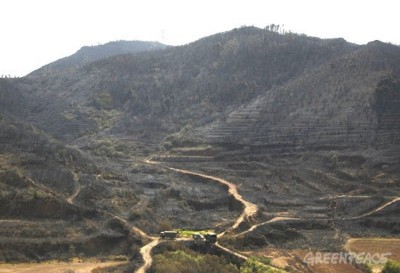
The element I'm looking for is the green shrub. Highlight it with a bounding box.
[94,92,113,109]
[240,257,288,273]
[152,252,288,273]
[152,250,239,273]
[382,260,400,273]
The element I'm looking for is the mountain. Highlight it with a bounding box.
[18,27,400,152]
[20,27,359,143]
[28,40,168,77]
[1,27,400,269]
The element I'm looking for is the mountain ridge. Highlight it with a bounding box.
[28,40,168,77]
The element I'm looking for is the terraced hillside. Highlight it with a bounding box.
[0,120,140,262]
[188,41,400,151]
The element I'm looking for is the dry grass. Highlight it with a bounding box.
[241,247,366,273]
[308,263,362,273]
[0,260,126,273]
[293,249,363,273]
[345,238,400,261]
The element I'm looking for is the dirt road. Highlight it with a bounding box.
[135,238,160,273]
[67,172,81,204]
[145,160,258,236]
[215,242,248,260]
[143,159,260,265]
[346,197,400,220]
[236,217,301,237]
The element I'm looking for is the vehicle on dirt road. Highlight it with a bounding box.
[160,231,178,239]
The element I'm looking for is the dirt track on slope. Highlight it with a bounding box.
[345,197,400,220]
[235,217,301,237]
[135,238,160,273]
[67,171,81,204]
[144,159,259,262]
[145,159,258,236]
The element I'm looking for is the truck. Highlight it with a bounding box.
[204,233,217,244]
[192,233,206,245]
[160,231,178,239]
[192,232,217,245]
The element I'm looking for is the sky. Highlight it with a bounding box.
[1,0,399,77]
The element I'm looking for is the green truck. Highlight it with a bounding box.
[192,232,217,244]
[160,231,178,239]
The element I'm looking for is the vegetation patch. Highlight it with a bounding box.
[151,250,288,273]
[94,92,113,110]
[176,229,215,238]
[151,250,239,273]
[382,260,400,273]
[91,139,126,158]
[241,257,288,273]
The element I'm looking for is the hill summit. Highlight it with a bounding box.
[29,40,168,77]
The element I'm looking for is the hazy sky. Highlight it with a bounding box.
[1,0,399,76]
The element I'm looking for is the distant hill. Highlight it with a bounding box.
[28,40,168,77]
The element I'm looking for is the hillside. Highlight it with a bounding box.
[187,40,400,151]
[0,119,141,261]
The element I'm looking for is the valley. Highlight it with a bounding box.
[1,26,400,272]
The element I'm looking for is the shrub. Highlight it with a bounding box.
[382,260,400,273]
[94,92,113,109]
[240,257,288,273]
[152,250,239,273]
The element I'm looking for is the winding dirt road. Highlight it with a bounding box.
[169,165,258,235]
[67,171,81,204]
[127,159,400,273]
[141,159,260,266]
[135,238,160,273]
[146,159,258,236]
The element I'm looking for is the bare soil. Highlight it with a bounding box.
[0,260,126,273]
[345,238,400,261]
